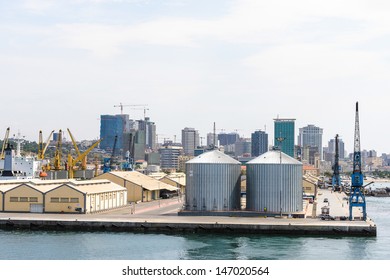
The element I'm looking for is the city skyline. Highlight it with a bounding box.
[1,1,390,154]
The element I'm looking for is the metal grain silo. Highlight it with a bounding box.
[246,150,303,214]
[185,150,241,212]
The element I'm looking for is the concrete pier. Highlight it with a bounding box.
[0,189,377,236]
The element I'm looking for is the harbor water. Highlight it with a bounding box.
[0,196,389,260]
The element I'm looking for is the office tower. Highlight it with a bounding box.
[159,146,182,170]
[328,137,345,159]
[235,138,251,157]
[218,132,239,146]
[137,117,156,151]
[100,114,130,155]
[181,127,199,156]
[274,118,295,158]
[207,133,216,147]
[251,130,268,157]
[298,125,323,160]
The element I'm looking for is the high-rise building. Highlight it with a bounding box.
[251,130,268,157]
[328,137,345,159]
[100,114,157,160]
[181,127,199,156]
[235,138,251,157]
[206,133,217,148]
[159,146,183,170]
[100,114,130,155]
[274,118,295,158]
[218,132,239,146]
[137,117,156,151]
[298,125,323,160]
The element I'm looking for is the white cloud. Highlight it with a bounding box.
[243,44,390,83]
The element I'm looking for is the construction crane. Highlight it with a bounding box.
[103,135,118,173]
[1,127,10,159]
[67,138,102,179]
[332,134,341,192]
[349,102,367,221]
[38,130,54,160]
[114,103,148,115]
[53,129,63,170]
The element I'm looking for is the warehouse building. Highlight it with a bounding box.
[94,171,178,202]
[0,179,127,214]
[160,172,186,195]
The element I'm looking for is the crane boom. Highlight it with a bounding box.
[332,134,341,191]
[54,130,63,170]
[68,138,102,179]
[1,127,10,159]
[114,103,148,115]
[67,128,81,157]
[38,130,54,160]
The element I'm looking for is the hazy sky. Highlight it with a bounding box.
[1,0,390,155]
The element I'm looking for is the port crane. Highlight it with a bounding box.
[38,130,54,160]
[67,128,88,170]
[53,129,63,170]
[332,134,341,192]
[103,135,118,173]
[349,102,367,221]
[67,138,102,179]
[0,127,10,159]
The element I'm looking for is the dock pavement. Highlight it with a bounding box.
[0,190,376,236]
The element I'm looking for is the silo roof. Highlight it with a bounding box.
[186,150,240,164]
[247,150,302,165]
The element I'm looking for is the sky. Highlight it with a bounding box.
[1,0,390,155]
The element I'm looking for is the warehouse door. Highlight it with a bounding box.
[30,204,44,213]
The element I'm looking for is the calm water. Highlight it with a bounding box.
[0,196,389,260]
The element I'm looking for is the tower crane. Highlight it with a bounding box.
[114,103,148,115]
[349,102,367,221]
[332,134,341,192]
[38,130,54,160]
[1,127,10,159]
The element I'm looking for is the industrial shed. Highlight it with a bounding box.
[0,179,127,214]
[160,172,186,195]
[1,182,45,213]
[45,179,126,213]
[94,171,178,202]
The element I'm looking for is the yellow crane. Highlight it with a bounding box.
[67,138,102,179]
[1,127,10,159]
[53,129,63,170]
[67,128,84,168]
[38,130,54,160]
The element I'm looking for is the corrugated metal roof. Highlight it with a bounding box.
[107,171,178,191]
[186,150,240,164]
[247,150,302,165]
[166,172,186,186]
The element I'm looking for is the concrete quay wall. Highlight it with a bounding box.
[0,218,376,237]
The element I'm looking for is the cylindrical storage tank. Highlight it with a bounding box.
[185,150,241,212]
[246,150,303,213]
